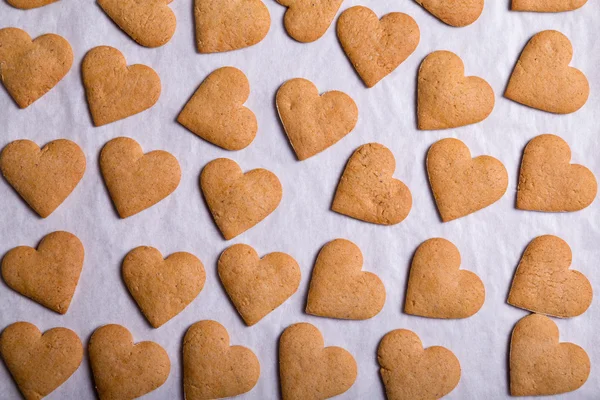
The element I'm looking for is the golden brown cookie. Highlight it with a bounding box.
[89,324,170,400]
[279,322,357,400]
[200,158,282,240]
[276,78,358,160]
[100,137,181,218]
[332,143,412,225]
[378,329,461,400]
[418,51,494,130]
[405,238,485,319]
[276,0,342,43]
[0,27,72,108]
[123,246,206,328]
[517,134,596,212]
[505,30,588,114]
[183,320,260,399]
[510,314,590,396]
[194,0,270,53]
[82,46,161,126]
[218,244,301,326]
[306,239,386,320]
[426,138,508,222]
[337,6,420,88]
[415,0,483,27]
[6,0,58,9]
[0,139,86,218]
[0,322,83,400]
[2,231,84,314]
[508,235,592,318]
[511,0,587,11]
[177,67,257,150]
[98,0,176,48]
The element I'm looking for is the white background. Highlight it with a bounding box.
[1,0,599,399]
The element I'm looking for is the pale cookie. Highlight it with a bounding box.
[0,139,86,218]
[276,78,358,160]
[177,67,257,150]
[100,137,181,218]
[0,28,72,108]
[0,322,82,400]
[218,244,300,326]
[416,0,483,27]
[6,0,58,9]
[306,238,385,320]
[517,134,597,212]
[332,143,412,225]
[510,314,590,396]
[279,322,357,400]
[98,0,176,48]
[418,51,494,130]
[405,238,485,319]
[183,320,260,400]
[505,30,589,114]
[337,6,420,88]
[82,46,161,126]
[512,0,587,11]
[123,246,206,328]
[89,324,170,400]
[277,0,343,43]
[426,138,508,222]
[508,235,592,318]
[194,0,270,53]
[2,231,84,314]
[378,329,461,400]
[200,158,282,240]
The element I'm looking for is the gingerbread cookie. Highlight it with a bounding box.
[0,139,86,218]
[279,322,357,400]
[82,46,161,126]
[332,143,412,225]
[100,137,181,218]
[6,0,57,9]
[337,6,420,88]
[505,30,589,114]
[277,0,342,43]
[510,314,590,396]
[427,138,508,222]
[0,28,72,108]
[183,320,260,399]
[511,0,587,11]
[200,158,282,240]
[276,78,358,160]
[416,0,483,27]
[178,67,257,150]
[517,134,596,212]
[405,238,485,319]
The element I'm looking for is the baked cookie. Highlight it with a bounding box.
[511,0,587,11]
[415,0,483,27]
[277,0,342,43]
[6,0,58,9]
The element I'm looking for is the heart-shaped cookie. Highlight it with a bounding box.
[123,246,206,328]
[415,0,483,27]
[405,238,485,319]
[89,324,170,399]
[418,51,494,130]
[0,28,72,108]
[378,329,461,400]
[511,0,587,11]
[427,138,508,222]
[517,134,596,212]
[510,314,590,396]
[337,6,420,88]
[98,0,176,48]
[200,158,282,240]
[177,67,258,150]
[0,322,83,400]
[332,143,412,225]
[2,231,84,314]
[82,46,161,126]
[306,238,386,320]
[218,244,300,326]
[508,235,592,318]
[6,0,58,9]
[279,322,357,400]
[505,30,589,114]
[194,0,270,53]
[276,78,358,160]
[276,0,343,43]
[0,139,86,218]
[183,320,260,399]
[100,137,181,218]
